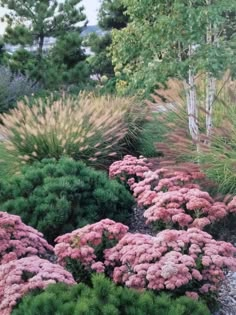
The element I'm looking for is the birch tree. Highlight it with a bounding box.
[111,0,236,142]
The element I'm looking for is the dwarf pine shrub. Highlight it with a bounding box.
[0,158,134,243]
[12,274,210,315]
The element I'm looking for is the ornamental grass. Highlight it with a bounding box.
[0,93,146,173]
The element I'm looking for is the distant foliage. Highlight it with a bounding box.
[55,219,129,282]
[12,274,210,315]
[0,211,53,264]
[0,66,39,113]
[0,256,75,315]
[0,93,146,169]
[0,158,134,243]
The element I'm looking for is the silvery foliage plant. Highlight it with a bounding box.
[0,66,39,113]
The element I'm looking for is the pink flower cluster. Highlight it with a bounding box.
[0,256,75,315]
[104,228,236,297]
[144,188,228,229]
[0,212,53,264]
[110,155,231,230]
[109,155,152,181]
[55,219,129,273]
[130,168,203,207]
[227,197,236,213]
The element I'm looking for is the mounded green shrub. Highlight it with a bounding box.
[0,158,134,243]
[12,274,210,315]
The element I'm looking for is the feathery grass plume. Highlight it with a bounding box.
[0,93,147,172]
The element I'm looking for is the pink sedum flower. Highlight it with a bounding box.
[186,291,199,300]
[0,256,75,315]
[0,212,53,265]
[109,155,152,181]
[103,229,236,296]
[144,188,229,230]
[55,219,129,273]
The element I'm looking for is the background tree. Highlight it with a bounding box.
[0,38,5,64]
[111,0,236,140]
[0,0,88,88]
[98,0,129,29]
[85,0,129,93]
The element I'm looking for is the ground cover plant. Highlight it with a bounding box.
[0,158,134,243]
[12,274,210,315]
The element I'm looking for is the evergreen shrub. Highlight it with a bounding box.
[12,274,210,315]
[0,158,134,243]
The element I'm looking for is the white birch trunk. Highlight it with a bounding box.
[205,74,216,138]
[184,45,199,147]
[205,0,217,140]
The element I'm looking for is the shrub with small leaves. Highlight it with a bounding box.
[0,211,53,264]
[0,256,75,315]
[0,158,134,243]
[12,274,210,315]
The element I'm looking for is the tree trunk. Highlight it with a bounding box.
[205,74,216,138]
[184,45,199,150]
[37,34,44,61]
[205,0,217,141]
[185,70,199,143]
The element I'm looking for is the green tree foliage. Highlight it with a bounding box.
[86,33,114,79]
[0,158,134,243]
[111,0,236,95]
[12,274,210,315]
[85,0,129,93]
[0,38,5,64]
[47,32,91,88]
[0,0,89,87]
[99,0,129,30]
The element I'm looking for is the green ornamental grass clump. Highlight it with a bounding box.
[0,158,134,243]
[12,274,210,315]
[0,93,147,174]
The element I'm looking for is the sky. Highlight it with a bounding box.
[83,0,100,25]
[0,0,101,35]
